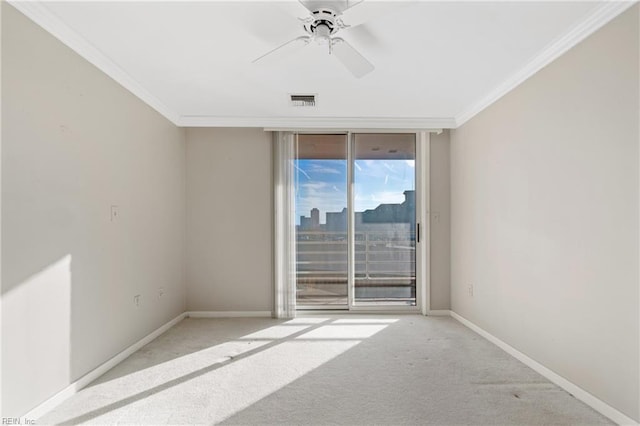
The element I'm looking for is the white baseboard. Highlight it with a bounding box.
[24,312,187,420]
[426,309,452,316]
[22,308,637,426]
[22,311,270,418]
[186,311,273,318]
[449,311,638,426]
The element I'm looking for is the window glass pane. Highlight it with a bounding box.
[295,134,348,307]
[353,133,416,306]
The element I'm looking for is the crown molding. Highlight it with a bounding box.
[9,0,453,131]
[8,0,181,125]
[177,115,457,130]
[454,0,638,128]
[11,0,634,131]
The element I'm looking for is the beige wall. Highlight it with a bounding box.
[186,130,450,313]
[186,128,273,312]
[429,131,451,311]
[1,3,187,417]
[450,5,639,421]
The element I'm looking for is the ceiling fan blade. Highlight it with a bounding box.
[331,37,374,78]
[341,0,365,13]
[342,2,406,28]
[252,36,311,64]
[245,4,304,45]
[299,1,363,15]
[344,22,380,49]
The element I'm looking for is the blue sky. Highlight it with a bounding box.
[295,159,415,225]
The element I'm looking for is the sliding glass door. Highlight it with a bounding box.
[353,134,416,306]
[294,133,419,310]
[295,134,349,307]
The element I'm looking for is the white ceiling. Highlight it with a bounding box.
[11,1,634,129]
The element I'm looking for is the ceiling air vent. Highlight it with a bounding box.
[290,94,316,107]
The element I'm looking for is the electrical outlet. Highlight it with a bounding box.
[158,287,165,299]
[468,285,474,297]
[432,212,441,223]
[134,294,141,307]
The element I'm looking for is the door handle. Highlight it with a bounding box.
[416,223,420,243]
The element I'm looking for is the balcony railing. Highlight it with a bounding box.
[296,230,416,305]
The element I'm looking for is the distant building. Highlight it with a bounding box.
[303,190,416,236]
[299,216,313,230]
[326,208,347,232]
[299,207,321,231]
[310,208,320,228]
[362,190,415,224]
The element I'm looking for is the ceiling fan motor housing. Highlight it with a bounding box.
[304,9,339,38]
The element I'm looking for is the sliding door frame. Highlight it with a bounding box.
[276,129,432,316]
[347,131,356,309]
[347,131,429,314]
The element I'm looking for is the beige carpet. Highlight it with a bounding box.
[38,315,613,425]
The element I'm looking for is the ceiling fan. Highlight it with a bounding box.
[252,0,375,78]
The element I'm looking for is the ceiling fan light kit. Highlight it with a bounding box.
[253,0,375,78]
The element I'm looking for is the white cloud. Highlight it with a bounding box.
[300,182,329,190]
[355,190,407,211]
[308,164,342,175]
[371,191,406,204]
[296,181,347,223]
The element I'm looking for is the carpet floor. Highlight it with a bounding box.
[38,315,613,425]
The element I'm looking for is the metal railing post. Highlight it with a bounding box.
[365,231,370,279]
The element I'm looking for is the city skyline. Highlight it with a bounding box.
[298,189,415,230]
[295,158,415,225]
